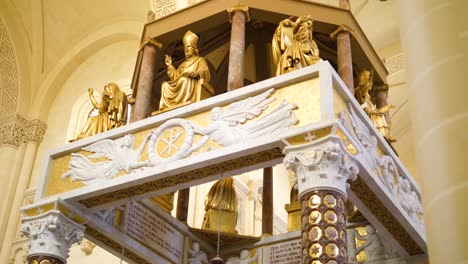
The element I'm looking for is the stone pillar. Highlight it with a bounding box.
[330,24,355,93]
[20,211,85,264]
[284,137,358,264]
[0,119,46,264]
[262,167,273,235]
[226,5,250,91]
[130,12,162,123]
[398,0,468,263]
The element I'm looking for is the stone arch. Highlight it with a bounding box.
[0,17,19,119]
[31,20,142,121]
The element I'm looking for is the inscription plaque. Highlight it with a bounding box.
[263,239,301,264]
[126,202,183,263]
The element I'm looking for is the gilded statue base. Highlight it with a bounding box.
[203,208,237,234]
[285,201,301,232]
[152,101,192,116]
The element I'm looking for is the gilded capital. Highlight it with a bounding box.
[330,24,354,39]
[139,37,163,51]
[20,210,85,262]
[227,5,251,22]
[283,136,359,200]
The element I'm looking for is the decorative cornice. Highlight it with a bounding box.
[384,53,405,74]
[0,114,47,147]
[283,136,359,200]
[20,211,85,262]
[227,5,251,22]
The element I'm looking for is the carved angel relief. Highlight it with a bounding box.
[62,89,297,186]
[338,105,424,227]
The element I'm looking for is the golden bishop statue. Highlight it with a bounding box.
[272,15,321,76]
[355,70,396,142]
[72,82,128,141]
[159,30,211,111]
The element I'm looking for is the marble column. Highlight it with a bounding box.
[284,137,358,264]
[331,24,354,93]
[226,5,250,91]
[398,0,468,263]
[336,0,353,92]
[130,12,162,123]
[262,167,273,235]
[20,211,85,264]
[176,188,190,222]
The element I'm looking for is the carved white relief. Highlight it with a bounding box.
[226,249,258,264]
[63,89,297,185]
[62,134,153,185]
[348,225,402,264]
[20,211,84,262]
[79,239,96,256]
[339,105,424,227]
[188,241,208,264]
[95,208,116,225]
[190,88,297,147]
[283,137,359,199]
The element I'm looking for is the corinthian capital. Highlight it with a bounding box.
[283,136,359,200]
[20,210,85,263]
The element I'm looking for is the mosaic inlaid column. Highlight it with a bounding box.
[20,211,84,264]
[130,12,162,122]
[226,5,250,91]
[284,137,359,264]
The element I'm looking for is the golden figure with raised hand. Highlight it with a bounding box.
[159,30,211,111]
[355,70,396,142]
[272,15,321,76]
[72,83,128,141]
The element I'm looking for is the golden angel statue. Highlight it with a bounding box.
[272,15,321,76]
[159,30,211,111]
[73,83,128,141]
[354,70,396,142]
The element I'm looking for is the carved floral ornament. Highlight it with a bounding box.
[62,88,297,186]
[20,211,85,262]
[283,136,359,200]
[338,104,424,227]
[0,114,47,147]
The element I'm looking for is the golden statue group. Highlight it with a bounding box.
[71,15,394,235]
